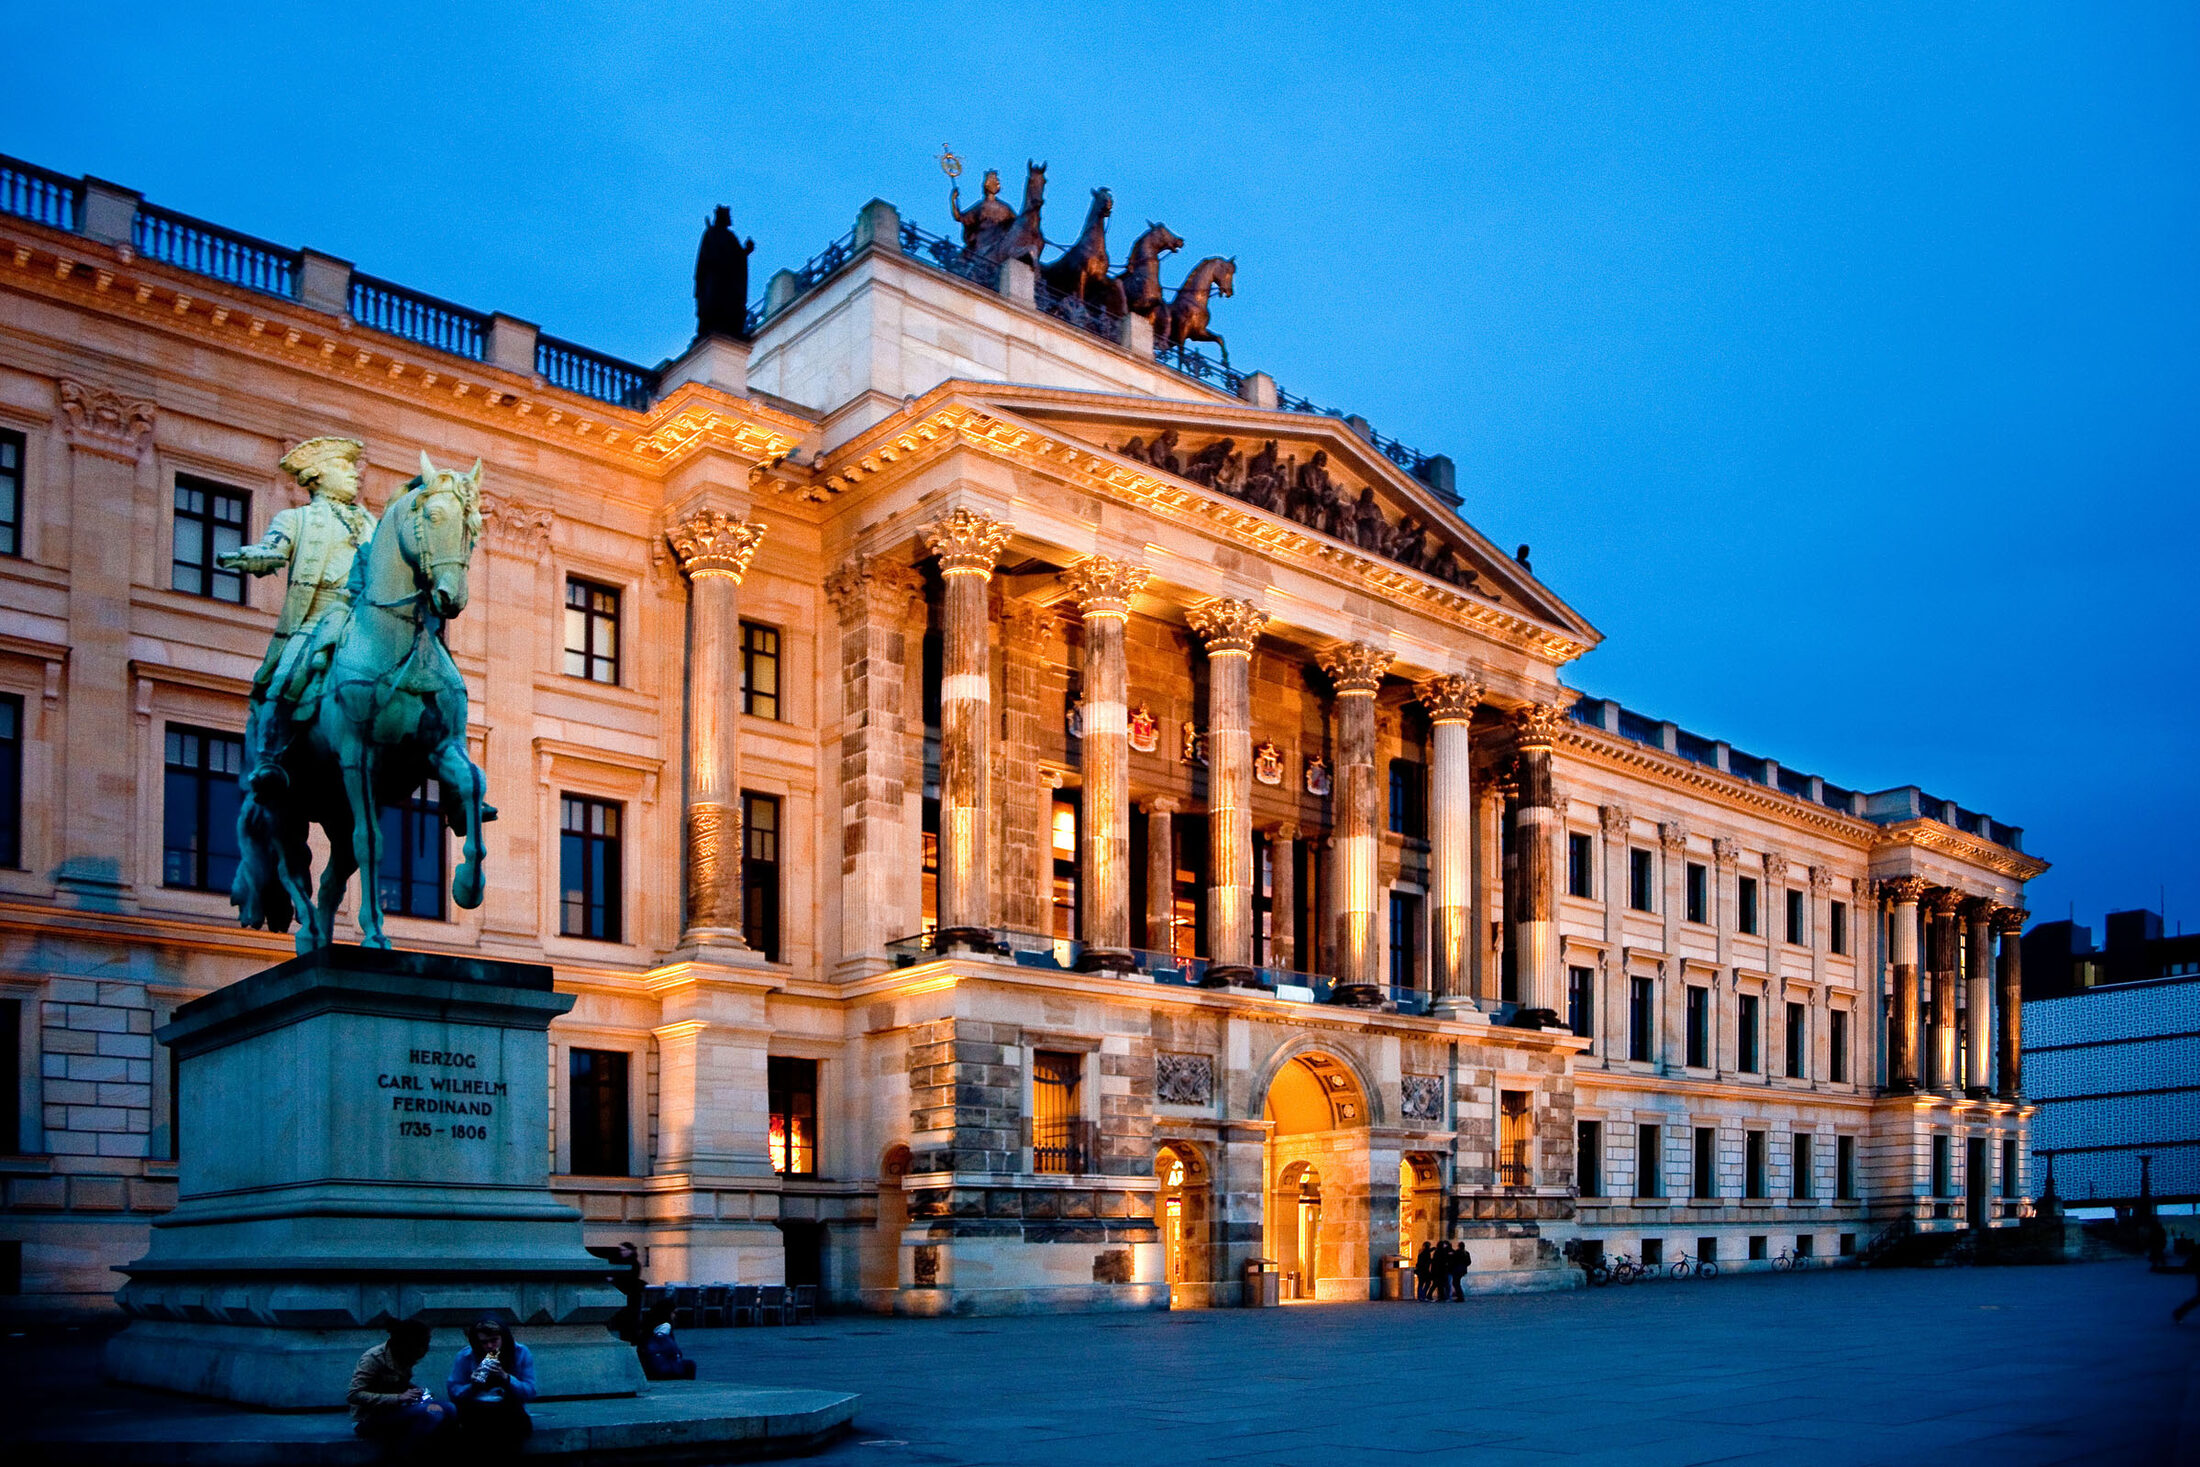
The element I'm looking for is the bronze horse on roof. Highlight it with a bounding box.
[1042,186,1128,316]
[1117,221,1183,318]
[1155,256,1237,363]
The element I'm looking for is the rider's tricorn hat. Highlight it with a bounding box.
[278,435,364,484]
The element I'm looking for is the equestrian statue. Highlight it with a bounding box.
[1154,256,1237,364]
[955,160,1048,270]
[221,444,493,952]
[1042,186,1128,316]
[1116,221,1183,318]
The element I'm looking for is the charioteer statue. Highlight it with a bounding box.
[950,168,1017,253]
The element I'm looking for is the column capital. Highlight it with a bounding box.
[1711,835,1737,865]
[1142,795,1182,815]
[1414,673,1485,724]
[1961,895,1998,923]
[1991,906,2028,936]
[667,509,765,582]
[1762,851,1788,884]
[1884,874,1930,906]
[1511,701,1565,749]
[1658,821,1687,853]
[1060,555,1152,617]
[1270,821,1303,842]
[1003,597,1052,640]
[824,551,923,623]
[1852,875,1880,901]
[922,506,1012,577]
[1925,887,1965,917]
[1319,641,1392,695]
[1186,596,1269,654]
[1808,865,1835,895]
[58,377,156,458]
[1601,804,1632,835]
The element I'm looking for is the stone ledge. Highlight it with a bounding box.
[16,1381,859,1465]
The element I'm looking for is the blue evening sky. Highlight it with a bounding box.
[5,4,2194,937]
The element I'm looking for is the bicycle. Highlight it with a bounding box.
[1669,1251,1719,1281]
[1772,1247,1815,1272]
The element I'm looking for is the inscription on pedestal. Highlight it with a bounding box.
[381,1047,506,1141]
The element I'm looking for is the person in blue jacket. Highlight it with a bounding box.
[446,1315,537,1448]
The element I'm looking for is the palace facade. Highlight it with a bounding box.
[0,158,2045,1316]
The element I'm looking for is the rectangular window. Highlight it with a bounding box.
[1932,1134,1952,1197]
[1786,888,1806,945]
[1629,977,1655,1063]
[1829,1010,1849,1083]
[1628,849,1655,912]
[0,997,18,1156]
[563,577,621,684]
[162,724,244,891]
[0,694,20,869]
[2001,1138,2018,1198]
[1635,1123,1662,1198]
[742,791,781,961]
[1830,900,1848,955]
[171,476,248,602]
[1839,1232,1856,1257]
[1795,1233,1815,1258]
[1745,1131,1767,1199]
[1748,1234,1767,1261]
[1578,1119,1602,1197]
[1640,1237,1664,1266]
[1837,1135,1856,1200]
[1685,862,1707,924]
[742,620,781,720]
[0,427,22,556]
[1693,1126,1716,1199]
[1737,876,1759,936]
[376,779,446,920]
[1499,1090,1533,1186]
[1793,1133,1814,1200]
[1052,797,1080,944]
[1699,1236,1719,1264]
[1738,993,1761,1074]
[1388,891,1422,990]
[1567,965,1595,1039]
[559,795,623,941]
[769,1056,818,1177]
[1785,1001,1807,1079]
[1387,759,1427,838]
[1567,832,1594,899]
[566,1047,631,1176]
[1685,986,1709,1068]
[1031,1050,1083,1175]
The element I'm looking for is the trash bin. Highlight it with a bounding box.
[1380,1254,1410,1300]
[1242,1258,1279,1307]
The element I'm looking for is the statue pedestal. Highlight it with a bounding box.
[105,946,644,1408]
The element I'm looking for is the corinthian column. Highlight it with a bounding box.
[922,507,1012,951]
[1510,703,1565,1027]
[1417,674,1484,1010]
[1061,556,1150,970]
[1927,888,1963,1093]
[1319,643,1392,1005]
[1993,906,2026,1098]
[1143,797,1180,955]
[667,509,766,946]
[1964,899,1996,1096]
[1884,876,1927,1090]
[1189,598,1270,987]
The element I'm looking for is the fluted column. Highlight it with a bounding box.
[1061,556,1150,970]
[1510,703,1565,1026]
[1319,644,1392,1004]
[1885,877,1927,1090]
[1927,888,1963,1093]
[667,509,766,946]
[1964,899,1996,1096]
[1417,674,1483,1008]
[922,508,1012,950]
[1994,906,2026,1099]
[1189,599,1270,986]
[1269,823,1300,974]
[1143,797,1180,955]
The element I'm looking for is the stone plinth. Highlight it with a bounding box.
[105,946,643,1407]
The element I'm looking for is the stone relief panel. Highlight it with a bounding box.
[1400,1073,1445,1122]
[1155,1052,1215,1106]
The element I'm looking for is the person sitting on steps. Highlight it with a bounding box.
[348,1317,452,1453]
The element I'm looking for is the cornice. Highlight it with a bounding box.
[1557,720,1881,846]
[1871,819,2049,882]
[807,396,1592,667]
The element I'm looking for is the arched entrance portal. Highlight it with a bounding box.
[1400,1153,1445,1263]
[1155,1142,1212,1307]
[1261,1051,1371,1301]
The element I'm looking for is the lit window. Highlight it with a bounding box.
[769,1056,817,1176]
[1499,1091,1533,1186]
[1032,1050,1083,1174]
[1051,797,1079,946]
[742,621,781,719]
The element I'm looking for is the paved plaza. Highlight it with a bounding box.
[705,1261,2194,1467]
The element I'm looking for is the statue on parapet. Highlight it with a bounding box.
[694,205,756,342]
[951,168,1018,251]
[957,160,1048,270]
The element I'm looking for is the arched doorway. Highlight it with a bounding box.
[1155,1142,1211,1307]
[864,1143,911,1310]
[1400,1154,1444,1263]
[1261,1050,1371,1301]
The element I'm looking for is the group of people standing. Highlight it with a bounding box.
[1413,1240,1474,1302]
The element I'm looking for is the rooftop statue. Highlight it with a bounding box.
[959,160,1048,270]
[1117,221,1184,318]
[1043,186,1129,316]
[694,205,756,341]
[949,168,1017,251]
[227,449,493,952]
[1154,256,1236,364]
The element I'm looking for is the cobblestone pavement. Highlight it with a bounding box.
[694,1261,2198,1466]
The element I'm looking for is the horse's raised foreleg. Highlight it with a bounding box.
[434,737,488,910]
[341,751,389,948]
[1192,326,1228,367]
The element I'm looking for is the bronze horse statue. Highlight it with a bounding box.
[1116,222,1183,318]
[1042,186,1128,316]
[972,160,1047,270]
[232,453,492,951]
[1155,256,1237,364]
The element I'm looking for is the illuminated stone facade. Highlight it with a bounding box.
[0,167,2044,1315]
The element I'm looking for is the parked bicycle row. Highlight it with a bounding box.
[1566,1240,1830,1285]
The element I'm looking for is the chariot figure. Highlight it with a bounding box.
[220,436,376,789]
[950,168,1018,252]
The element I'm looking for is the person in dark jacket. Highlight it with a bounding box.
[1446,1239,1473,1301]
[637,1302,698,1380]
[447,1315,537,1448]
[1413,1242,1436,1301]
[348,1318,451,1449]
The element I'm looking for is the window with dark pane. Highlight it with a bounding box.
[1792,1132,1814,1199]
[743,791,781,960]
[1745,1130,1767,1198]
[1031,1050,1083,1174]
[1693,1126,1716,1198]
[1388,891,1421,991]
[1577,1119,1602,1197]
[742,620,780,719]
[563,577,621,684]
[172,476,248,603]
[1635,1123,1662,1198]
[1738,993,1761,1073]
[1567,832,1593,899]
[1786,888,1806,945]
[1629,976,1655,1063]
[1837,1135,1857,1199]
[0,427,23,556]
[1684,861,1707,924]
[1785,1001,1807,1078]
[376,779,446,920]
[1829,1009,1849,1083]
[1737,875,1759,935]
[162,724,244,891]
[1829,899,1848,955]
[1685,984,1709,1067]
[559,794,622,941]
[1567,965,1594,1038]
[1628,848,1654,911]
[1387,758,1425,838]
[769,1056,818,1176]
[0,693,20,869]
[0,997,18,1156]
[567,1048,631,1176]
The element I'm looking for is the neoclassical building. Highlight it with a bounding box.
[0,157,2045,1315]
